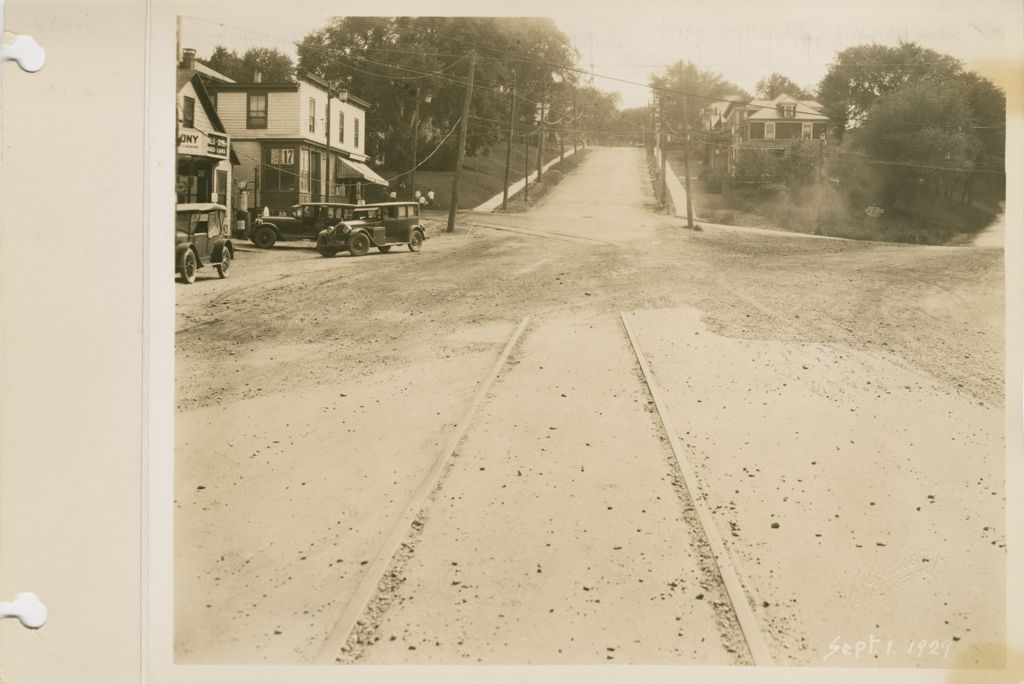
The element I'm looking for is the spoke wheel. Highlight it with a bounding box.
[408,230,423,252]
[348,232,371,257]
[179,250,197,284]
[215,248,231,278]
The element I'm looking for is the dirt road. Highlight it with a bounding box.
[175,147,1005,667]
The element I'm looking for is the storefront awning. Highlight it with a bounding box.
[337,157,388,186]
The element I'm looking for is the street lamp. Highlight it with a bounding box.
[410,89,432,199]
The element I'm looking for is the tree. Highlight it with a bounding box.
[205,46,243,79]
[817,42,962,140]
[650,61,749,135]
[203,45,294,83]
[755,73,813,100]
[296,17,578,172]
[847,79,980,208]
[241,47,296,83]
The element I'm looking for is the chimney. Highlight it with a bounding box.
[253,70,263,84]
[182,48,196,70]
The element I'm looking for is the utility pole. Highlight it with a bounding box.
[572,90,578,154]
[559,105,565,163]
[446,50,476,233]
[523,121,529,203]
[658,98,667,209]
[411,86,422,200]
[537,78,547,182]
[325,93,332,203]
[681,94,695,228]
[502,70,517,211]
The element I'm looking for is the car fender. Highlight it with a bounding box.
[255,221,281,238]
[211,239,233,263]
[176,242,202,268]
[413,224,428,239]
[349,228,373,246]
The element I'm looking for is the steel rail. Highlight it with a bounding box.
[620,311,775,667]
[314,316,531,663]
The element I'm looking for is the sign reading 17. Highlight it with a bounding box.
[270,148,295,165]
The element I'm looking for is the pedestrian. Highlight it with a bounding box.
[427,188,435,206]
[389,190,398,200]
[418,194,427,209]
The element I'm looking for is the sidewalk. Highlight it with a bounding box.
[472,148,578,212]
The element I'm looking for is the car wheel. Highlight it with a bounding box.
[408,230,424,252]
[377,245,392,253]
[318,245,338,257]
[215,248,231,278]
[253,226,277,249]
[348,232,371,257]
[179,250,197,284]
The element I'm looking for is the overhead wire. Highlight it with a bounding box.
[183,17,1006,176]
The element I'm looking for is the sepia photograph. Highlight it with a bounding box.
[171,2,1013,671]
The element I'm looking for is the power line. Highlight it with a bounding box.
[231,117,463,186]
[185,17,1004,133]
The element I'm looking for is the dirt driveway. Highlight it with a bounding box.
[175,147,1005,668]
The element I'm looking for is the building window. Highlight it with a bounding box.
[802,123,813,140]
[765,122,776,140]
[247,93,268,129]
[338,112,345,143]
[215,170,227,204]
[781,103,796,118]
[354,118,360,149]
[183,96,195,128]
[309,97,316,133]
[299,148,310,193]
[263,146,297,192]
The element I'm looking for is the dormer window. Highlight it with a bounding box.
[781,103,796,118]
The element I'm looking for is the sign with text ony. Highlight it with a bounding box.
[177,128,229,160]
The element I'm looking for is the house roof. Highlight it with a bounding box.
[746,93,828,122]
[178,70,228,133]
[209,74,372,109]
[177,71,240,164]
[193,61,235,84]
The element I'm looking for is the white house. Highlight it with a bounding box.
[207,70,386,214]
[176,69,235,214]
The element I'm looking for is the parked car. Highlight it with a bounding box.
[248,203,358,248]
[176,203,233,284]
[316,202,427,257]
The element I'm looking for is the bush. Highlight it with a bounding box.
[545,169,564,185]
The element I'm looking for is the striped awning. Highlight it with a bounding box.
[336,157,388,186]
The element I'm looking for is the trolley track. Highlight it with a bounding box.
[312,312,772,665]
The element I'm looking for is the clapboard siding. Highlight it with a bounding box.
[179,81,214,132]
[297,81,367,159]
[215,90,299,139]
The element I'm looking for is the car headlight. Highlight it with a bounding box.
[341,224,352,235]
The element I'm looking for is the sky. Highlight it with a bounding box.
[176,0,1021,109]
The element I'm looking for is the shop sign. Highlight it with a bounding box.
[177,127,230,160]
[207,133,229,159]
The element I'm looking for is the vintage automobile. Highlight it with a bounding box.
[315,201,427,257]
[248,202,358,248]
[176,203,234,284]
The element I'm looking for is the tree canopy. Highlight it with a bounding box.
[755,73,813,100]
[295,17,579,171]
[204,46,295,83]
[819,41,1005,207]
[817,42,964,138]
[650,61,749,133]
